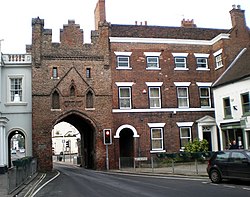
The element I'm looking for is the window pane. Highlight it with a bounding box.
[241,93,250,114]
[120,88,130,97]
[152,129,161,138]
[149,87,161,108]
[197,58,207,68]
[10,78,22,102]
[223,97,232,117]
[175,57,186,68]
[117,56,129,67]
[151,128,163,150]
[147,57,159,68]
[119,87,131,109]
[152,140,162,149]
[181,128,190,137]
[178,88,187,97]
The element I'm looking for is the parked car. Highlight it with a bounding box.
[207,150,250,183]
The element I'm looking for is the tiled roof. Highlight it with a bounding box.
[213,47,250,88]
[110,24,230,40]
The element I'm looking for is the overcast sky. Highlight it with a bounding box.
[0,0,249,53]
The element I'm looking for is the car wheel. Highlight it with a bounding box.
[210,169,221,183]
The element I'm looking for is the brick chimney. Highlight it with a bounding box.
[181,19,197,28]
[94,0,106,30]
[230,5,247,28]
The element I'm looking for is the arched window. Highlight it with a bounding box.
[70,85,75,96]
[86,90,94,108]
[52,91,60,109]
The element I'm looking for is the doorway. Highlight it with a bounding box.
[119,128,134,168]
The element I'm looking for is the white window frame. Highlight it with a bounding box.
[149,87,161,109]
[148,123,165,152]
[177,87,189,108]
[144,52,161,70]
[146,56,159,69]
[118,87,132,109]
[179,127,192,150]
[213,49,223,69]
[114,52,132,70]
[151,128,164,151]
[194,53,210,70]
[8,75,24,103]
[172,53,188,70]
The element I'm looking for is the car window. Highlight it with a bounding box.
[215,152,230,161]
[231,152,247,163]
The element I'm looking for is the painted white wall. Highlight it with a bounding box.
[213,77,250,149]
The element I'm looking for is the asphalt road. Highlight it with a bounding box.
[30,163,250,197]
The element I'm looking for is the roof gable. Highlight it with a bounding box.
[213,47,250,88]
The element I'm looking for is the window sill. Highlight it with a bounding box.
[51,77,60,80]
[196,68,210,71]
[150,150,166,153]
[51,109,62,112]
[223,116,233,120]
[146,68,161,70]
[116,67,132,70]
[174,68,189,71]
[215,65,223,70]
[5,102,28,106]
[85,108,95,111]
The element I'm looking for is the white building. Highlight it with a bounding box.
[0,53,32,173]
[52,122,80,155]
[213,47,250,150]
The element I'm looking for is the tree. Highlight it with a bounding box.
[184,138,208,153]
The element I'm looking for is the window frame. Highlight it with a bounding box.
[196,57,208,69]
[180,127,192,149]
[117,56,130,69]
[150,128,164,151]
[52,67,59,79]
[177,87,189,108]
[9,76,24,103]
[118,87,132,109]
[149,87,161,109]
[174,57,187,69]
[146,56,159,69]
[241,92,250,115]
[223,97,232,119]
[199,87,211,108]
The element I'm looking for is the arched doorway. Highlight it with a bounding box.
[119,128,134,168]
[8,130,26,168]
[54,112,96,169]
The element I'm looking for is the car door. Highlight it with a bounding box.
[227,151,250,179]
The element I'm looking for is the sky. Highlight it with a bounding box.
[0,0,250,54]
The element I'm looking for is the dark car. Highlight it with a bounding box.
[207,150,250,183]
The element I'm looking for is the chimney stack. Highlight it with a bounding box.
[94,0,106,30]
[230,4,246,28]
[181,19,197,28]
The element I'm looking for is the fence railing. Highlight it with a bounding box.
[119,152,214,176]
[8,157,37,194]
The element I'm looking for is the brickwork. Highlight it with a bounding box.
[30,1,250,171]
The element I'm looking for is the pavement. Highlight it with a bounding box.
[0,162,208,197]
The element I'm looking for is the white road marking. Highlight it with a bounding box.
[30,170,60,197]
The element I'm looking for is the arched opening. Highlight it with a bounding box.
[52,90,60,109]
[52,112,96,169]
[86,90,94,108]
[119,128,134,168]
[8,130,26,168]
